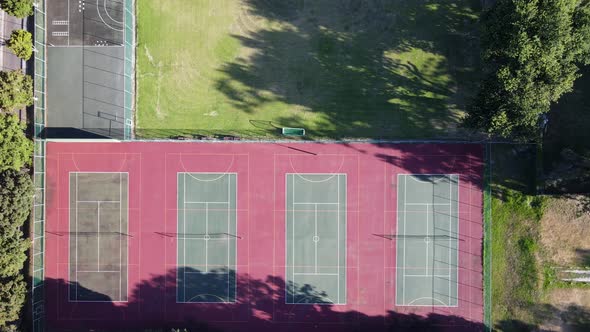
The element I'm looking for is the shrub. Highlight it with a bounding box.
[1,0,33,18]
[7,29,32,60]
[0,275,26,328]
[0,114,32,171]
[0,70,33,111]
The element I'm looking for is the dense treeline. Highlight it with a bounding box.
[0,1,44,329]
[0,169,32,330]
[0,73,35,331]
[465,0,590,140]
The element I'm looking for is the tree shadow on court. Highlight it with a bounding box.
[212,0,482,139]
[43,267,487,331]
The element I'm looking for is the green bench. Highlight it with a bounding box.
[281,127,305,136]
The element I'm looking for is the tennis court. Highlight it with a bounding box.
[286,173,346,305]
[396,174,459,307]
[177,173,237,303]
[68,172,128,302]
[44,142,485,331]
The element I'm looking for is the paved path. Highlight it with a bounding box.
[0,9,24,71]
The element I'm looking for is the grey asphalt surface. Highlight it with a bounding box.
[0,9,23,71]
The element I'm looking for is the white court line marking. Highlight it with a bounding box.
[402,175,407,304]
[448,176,452,305]
[96,0,124,31]
[408,175,450,184]
[67,0,70,45]
[119,173,122,301]
[205,202,208,271]
[295,173,339,183]
[185,201,229,204]
[337,174,341,304]
[75,173,78,299]
[426,204,429,274]
[183,173,187,302]
[293,273,340,276]
[404,274,452,278]
[179,159,235,180]
[97,202,100,271]
[71,172,127,301]
[103,0,123,24]
[314,204,318,274]
[227,175,230,301]
[405,203,450,206]
[292,175,295,302]
[294,202,339,205]
[178,173,237,303]
[398,174,460,307]
[288,174,346,305]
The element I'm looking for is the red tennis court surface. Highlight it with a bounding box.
[45,142,484,331]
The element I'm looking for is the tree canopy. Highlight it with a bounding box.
[464,0,590,140]
[7,29,33,60]
[1,0,33,18]
[0,275,26,328]
[0,170,32,329]
[0,70,33,112]
[0,113,33,171]
[0,167,34,228]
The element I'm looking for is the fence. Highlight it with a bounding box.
[32,0,47,330]
[124,0,135,139]
[483,144,493,331]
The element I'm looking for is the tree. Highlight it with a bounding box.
[464,0,590,140]
[0,233,29,277]
[0,170,32,330]
[7,29,32,60]
[0,114,33,171]
[0,169,33,229]
[1,0,33,18]
[0,70,33,111]
[0,275,26,328]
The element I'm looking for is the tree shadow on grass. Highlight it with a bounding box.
[214,0,481,139]
[44,267,487,332]
[575,249,590,267]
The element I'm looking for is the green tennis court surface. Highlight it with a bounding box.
[177,173,237,303]
[69,172,129,302]
[396,174,459,306]
[286,174,346,305]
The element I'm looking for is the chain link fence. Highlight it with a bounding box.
[32,0,47,330]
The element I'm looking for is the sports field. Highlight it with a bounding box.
[44,142,485,331]
[136,0,480,139]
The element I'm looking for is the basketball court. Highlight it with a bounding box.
[45,0,130,139]
[44,142,485,331]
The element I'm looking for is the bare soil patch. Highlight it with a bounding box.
[540,197,590,267]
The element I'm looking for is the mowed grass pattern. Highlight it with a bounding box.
[136,0,481,139]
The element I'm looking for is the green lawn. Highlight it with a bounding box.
[489,144,547,331]
[136,0,481,139]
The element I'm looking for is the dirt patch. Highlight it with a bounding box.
[540,197,590,267]
[538,289,590,332]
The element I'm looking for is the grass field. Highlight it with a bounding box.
[136,0,481,139]
[489,145,590,331]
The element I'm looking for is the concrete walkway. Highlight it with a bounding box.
[0,9,24,71]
